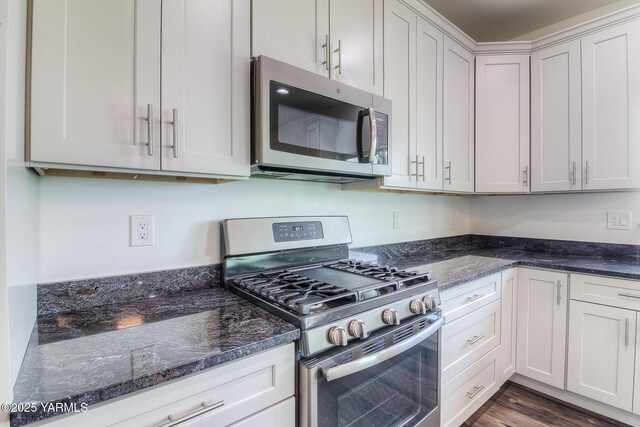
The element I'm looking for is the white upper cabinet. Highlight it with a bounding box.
[30,0,250,178]
[329,0,384,95]
[443,37,475,193]
[416,19,444,191]
[382,0,416,189]
[161,0,250,176]
[475,55,530,193]
[30,0,162,170]
[252,0,383,96]
[531,40,582,192]
[582,21,640,190]
[381,1,443,191]
[251,0,330,77]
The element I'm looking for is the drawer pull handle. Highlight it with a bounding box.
[467,335,484,345]
[467,385,484,399]
[158,400,224,427]
[465,294,484,304]
[557,281,561,305]
[619,293,640,300]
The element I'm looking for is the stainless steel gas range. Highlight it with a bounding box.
[222,216,443,427]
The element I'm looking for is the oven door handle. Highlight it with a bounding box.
[321,316,444,382]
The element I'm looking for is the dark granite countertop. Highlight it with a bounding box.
[12,234,640,426]
[11,286,300,427]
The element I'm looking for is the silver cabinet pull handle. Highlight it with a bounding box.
[422,155,426,182]
[572,162,577,185]
[445,161,452,184]
[625,318,630,347]
[467,335,484,345]
[465,294,484,304]
[557,281,561,305]
[523,166,528,187]
[467,385,484,399]
[333,39,342,74]
[171,108,179,158]
[619,293,640,300]
[157,400,224,427]
[585,160,590,185]
[322,34,331,74]
[411,155,418,180]
[145,104,154,156]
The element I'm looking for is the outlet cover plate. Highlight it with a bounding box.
[130,215,154,246]
[131,346,156,377]
[607,212,631,230]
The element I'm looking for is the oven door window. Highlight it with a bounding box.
[269,81,388,165]
[317,332,438,427]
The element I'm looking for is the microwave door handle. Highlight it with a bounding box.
[356,108,377,163]
[321,316,444,382]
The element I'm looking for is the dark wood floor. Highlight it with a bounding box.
[462,382,630,427]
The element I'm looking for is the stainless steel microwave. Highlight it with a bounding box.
[251,56,392,183]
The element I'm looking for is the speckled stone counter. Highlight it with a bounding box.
[11,286,299,426]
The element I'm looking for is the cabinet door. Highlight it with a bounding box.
[252,0,330,77]
[516,268,568,389]
[443,37,474,193]
[567,301,635,411]
[531,40,582,192]
[582,21,640,190]
[329,0,383,96]
[475,55,530,193]
[381,0,416,189]
[161,0,250,176]
[416,18,444,191]
[500,269,517,384]
[30,0,161,170]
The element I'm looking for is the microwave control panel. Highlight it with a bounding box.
[272,221,324,242]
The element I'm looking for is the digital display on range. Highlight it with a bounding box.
[272,221,324,242]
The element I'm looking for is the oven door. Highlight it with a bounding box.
[300,315,443,427]
[253,56,391,177]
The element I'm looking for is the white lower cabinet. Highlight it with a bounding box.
[441,346,500,427]
[516,268,568,389]
[35,344,295,427]
[499,269,517,383]
[567,300,636,411]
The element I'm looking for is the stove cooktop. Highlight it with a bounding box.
[230,259,433,317]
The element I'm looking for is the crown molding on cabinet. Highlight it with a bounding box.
[407,0,640,55]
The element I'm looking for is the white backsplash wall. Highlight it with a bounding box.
[470,192,640,244]
[38,177,470,283]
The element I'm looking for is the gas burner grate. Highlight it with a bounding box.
[326,259,428,283]
[234,270,360,315]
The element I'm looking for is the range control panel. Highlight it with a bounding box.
[272,221,324,242]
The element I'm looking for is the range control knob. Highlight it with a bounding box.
[348,320,369,339]
[422,295,438,310]
[327,326,348,346]
[382,309,401,325]
[410,299,428,315]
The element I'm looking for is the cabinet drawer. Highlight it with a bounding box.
[37,344,295,427]
[571,274,640,310]
[441,273,501,322]
[442,299,501,383]
[114,345,294,427]
[442,346,500,427]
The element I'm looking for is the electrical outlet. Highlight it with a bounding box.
[131,346,156,378]
[607,212,632,230]
[130,215,154,246]
[449,210,456,226]
[393,212,400,229]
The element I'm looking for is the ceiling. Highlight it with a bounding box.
[423,0,624,41]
